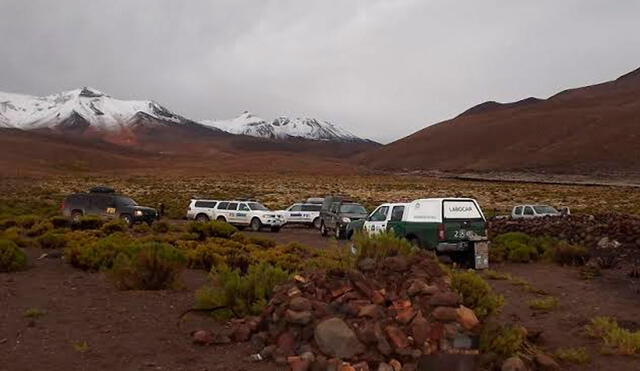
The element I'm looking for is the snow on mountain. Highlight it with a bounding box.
[200,111,367,142]
[0,87,187,131]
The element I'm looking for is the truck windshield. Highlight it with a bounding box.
[340,204,367,214]
[533,205,558,214]
[115,196,137,206]
[248,202,269,211]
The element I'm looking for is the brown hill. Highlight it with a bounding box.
[361,67,640,176]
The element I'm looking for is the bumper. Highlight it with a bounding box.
[262,218,286,227]
[437,240,489,269]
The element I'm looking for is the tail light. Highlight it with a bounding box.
[437,223,445,241]
[60,202,64,210]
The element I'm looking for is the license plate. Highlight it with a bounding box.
[474,242,489,269]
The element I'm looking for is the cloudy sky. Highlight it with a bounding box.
[1,0,639,142]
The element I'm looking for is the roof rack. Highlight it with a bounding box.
[305,197,324,204]
[89,186,116,194]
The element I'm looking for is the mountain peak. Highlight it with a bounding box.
[616,66,640,82]
[78,87,106,98]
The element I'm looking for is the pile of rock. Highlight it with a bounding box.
[212,253,481,370]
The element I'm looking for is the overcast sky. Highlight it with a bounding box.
[1,0,639,143]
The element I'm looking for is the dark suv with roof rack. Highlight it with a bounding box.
[319,195,368,239]
[61,186,158,225]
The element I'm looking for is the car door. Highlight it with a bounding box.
[363,205,390,235]
[523,206,535,219]
[286,204,303,223]
[328,202,340,229]
[89,194,115,218]
[236,203,251,225]
[226,202,239,223]
[301,204,321,223]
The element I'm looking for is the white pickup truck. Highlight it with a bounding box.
[187,199,285,232]
[511,205,562,219]
[279,198,323,229]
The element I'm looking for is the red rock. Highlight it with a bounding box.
[432,306,458,321]
[384,325,409,349]
[353,361,370,371]
[392,299,412,311]
[277,330,296,356]
[395,307,416,324]
[232,324,251,342]
[407,280,438,296]
[285,309,313,325]
[371,290,385,305]
[428,292,461,307]
[288,356,311,371]
[427,322,445,341]
[384,256,408,272]
[339,364,356,371]
[192,330,212,345]
[358,304,382,319]
[389,359,402,371]
[289,296,312,312]
[456,306,479,330]
[330,283,353,298]
[410,313,430,345]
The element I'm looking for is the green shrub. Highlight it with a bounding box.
[49,216,70,229]
[0,239,28,272]
[586,317,640,355]
[36,231,67,249]
[554,347,591,364]
[0,218,17,231]
[195,262,289,317]
[353,230,414,263]
[506,242,539,263]
[24,307,47,318]
[231,233,276,248]
[184,243,226,271]
[452,270,504,319]
[65,232,131,271]
[549,242,589,266]
[1,227,31,248]
[480,323,527,359]
[187,220,237,240]
[152,221,170,234]
[15,215,39,229]
[492,232,583,264]
[131,222,151,234]
[110,242,186,290]
[72,216,104,230]
[528,296,559,311]
[26,221,53,237]
[101,219,128,235]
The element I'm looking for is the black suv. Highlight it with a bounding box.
[319,195,368,239]
[62,186,158,225]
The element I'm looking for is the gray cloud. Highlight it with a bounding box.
[1,0,639,142]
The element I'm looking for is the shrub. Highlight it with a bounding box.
[65,232,132,271]
[554,347,591,365]
[49,216,70,229]
[506,243,539,263]
[132,222,151,234]
[26,221,53,237]
[353,231,414,263]
[36,231,67,249]
[188,220,237,240]
[195,262,289,318]
[0,218,17,231]
[102,219,127,234]
[550,242,589,266]
[111,242,186,290]
[72,216,104,231]
[528,296,559,311]
[0,239,28,272]
[492,232,585,265]
[586,317,640,355]
[451,270,504,319]
[24,307,47,318]
[15,215,38,229]
[152,221,170,234]
[1,227,31,248]
[184,243,226,271]
[480,323,527,359]
[231,233,276,248]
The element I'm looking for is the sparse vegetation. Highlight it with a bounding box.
[0,238,28,272]
[554,347,591,365]
[188,220,237,240]
[36,231,67,249]
[352,230,414,263]
[480,323,527,359]
[110,242,186,290]
[451,270,504,319]
[101,219,128,234]
[72,216,103,231]
[528,296,559,311]
[586,317,640,355]
[24,307,47,318]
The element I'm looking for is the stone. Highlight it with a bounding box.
[288,356,312,371]
[428,292,461,307]
[384,256,408,272]
[410,313,430,345]
[250,331,268,350]
[290,296,313,312]
[358,258,376,271]
[384,325,409,350]
[388,359,402,371]
[285,309,313,325]
[371,290,385,305]
[259,344,277,359]
[314,317,365,359]
[358,304,382,319]
[300,351,316,363]
[277,330,296,356]
[352,361,370,371]
[339,364,356,371]
[376,363,394,371]
[501,357,527,371]
[210,332,231,344]
[432,306,458,322]
[456,306,479,330]
[407,280,438,296]
[232,324,252,342]
[534,353,560,370]
[427,322,445,341]
[192,330,212,345]
[395,307,416,324]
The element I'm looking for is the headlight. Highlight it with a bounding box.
[342,217,351,223]
[134,210,143,216]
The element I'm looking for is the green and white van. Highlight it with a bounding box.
[347,198,489,269]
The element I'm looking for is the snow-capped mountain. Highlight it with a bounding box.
[200,111,368,142]
[0,87,190,130]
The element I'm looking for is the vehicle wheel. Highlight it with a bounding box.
[196,213,210,223]
[320,222,328,237]
[250,217,262,232]
[312,217,321,230]
[71,211,83,223]
[120,214,133,226]
[271,226,281,233]
[216,216,227,223]
[335,226,343,240]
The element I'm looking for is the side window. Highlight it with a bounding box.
[330,203,339,213]
[371,206,389,221]
[524,206,534,215]
[290,204,302,212]
[301,204,321,212]
[92,195,113,209]
[390,206,405,221]
[227,203,238,211]
[195,201,217,208]
[238,203,250,211]
[217,202,229,210]
[514,206,523,215]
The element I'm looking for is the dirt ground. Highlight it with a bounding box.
[2,227,640,371]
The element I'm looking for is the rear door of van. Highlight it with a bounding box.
[441,199,486,242]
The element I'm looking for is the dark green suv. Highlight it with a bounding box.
[61,186,157,225]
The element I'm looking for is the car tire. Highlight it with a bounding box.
[408,236,421,250]
[271,226,281,233]
[71,210,83,223]
[320,222,328,237]
[250,218,262,232]
[312,217,321,230]
[216,216,226,223]
[120,214,133,227]
[335,226,343,240]
[196,213,210,223]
